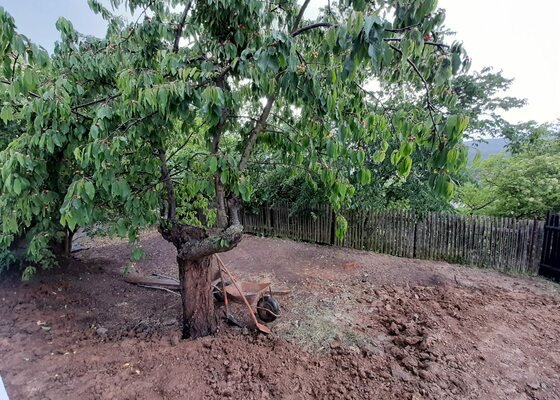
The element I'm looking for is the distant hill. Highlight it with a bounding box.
[465,138,509,162]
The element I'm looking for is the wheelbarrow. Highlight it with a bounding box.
[213,255,289,334]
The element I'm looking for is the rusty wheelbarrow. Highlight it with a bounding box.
[213,255,290,334]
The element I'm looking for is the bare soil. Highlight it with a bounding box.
[1,231,560,399]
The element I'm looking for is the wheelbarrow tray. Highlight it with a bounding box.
[224,282,271,304]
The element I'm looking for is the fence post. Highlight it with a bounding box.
[329,207,336,245]
[413,212,419,258]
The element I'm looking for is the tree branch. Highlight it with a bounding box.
[1,78,92,120]
[117,111,158,136]
[71,93,121,111]
[212,77,229,228]
[173,1,193,53]
[235,11,330,176]
[238,95,275,172]
[388,43,437,130]
[160,221,243,260]
[178,223,243,260]
[384,37,449,49]
[469,197,497,212]
[384,23,422,33]
[166,118,207,162]
[157,147,177,220]
[291,0,311,34]
[355,83,398,135]
[11,54,19,82]
[93,2,151,55]
[291,22,334,38]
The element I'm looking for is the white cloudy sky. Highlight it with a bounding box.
[2,0,559,123]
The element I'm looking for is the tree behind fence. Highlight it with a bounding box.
[241,202,545,275]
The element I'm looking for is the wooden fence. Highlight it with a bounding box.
[241,203,546,275]
[241,203,333,245]
[540,213,560,280]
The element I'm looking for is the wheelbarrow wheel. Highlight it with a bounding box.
[257,296,280,323]
[213,280,231,303]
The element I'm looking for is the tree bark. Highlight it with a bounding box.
[215,180,228,228]
[65,228,74,255]
[178,255,216,338]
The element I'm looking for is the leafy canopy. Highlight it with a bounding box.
[0,0,471,274]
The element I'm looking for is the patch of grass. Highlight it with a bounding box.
[279,302,373,352]
[340,330,373,349]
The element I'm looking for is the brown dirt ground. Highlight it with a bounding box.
[1,231,560,400]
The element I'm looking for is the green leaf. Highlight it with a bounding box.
[239,181,251,202]
[397,156,412,177]
[373,150,385,163]
[447,148,459,164]
[335,214,348,241]
[359,168,371,185]
[390,150,401,166]
[451,53,461,75]
[327,140,338,158]
[96,106,113,120]
[84,181,95,200]
[131,247,144,261]
[399,141,414,157]
[66,213,77,231]
[356,150,366,164]
[73,147,82,160]
[445,181,455,199]
[111,180,131,198]
[46,136,55,154]
[336,182,347,198]
[208,156,218,173]
[22,69,35,91]
[401,39,414,58]
[13,177,22,195]
[435,58,452,85]
[220,169,229,184]
[90,124,99,139]
[325,29,337,49]
[116,218,127,237]
[22,266,36,282]
[52,133,64,147]
[0,105,14,123]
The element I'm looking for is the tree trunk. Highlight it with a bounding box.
[65,228,74,255]
[178,255,217,339]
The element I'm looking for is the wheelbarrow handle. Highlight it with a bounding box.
[217,259,230,312]
[215,255,271,334]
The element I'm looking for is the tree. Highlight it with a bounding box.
[0,0,470,338]
[449,67,526,139]
[503,119,560,154]
[456,138,560,219]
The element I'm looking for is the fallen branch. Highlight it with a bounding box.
[151,273,179,283]
[138,284,181,296]
[125,274,180,290]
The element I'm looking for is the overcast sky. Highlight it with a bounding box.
[2,0,559,124]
